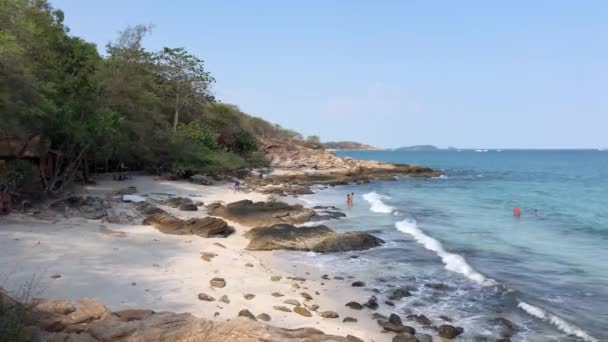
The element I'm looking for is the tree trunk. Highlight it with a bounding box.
[173,83,180,132]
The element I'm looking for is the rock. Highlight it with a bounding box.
[190,174,214,185]
[393,334,418,342]
[198,293,215,302]
[321,274,330,280]
[50,274,62,279]
[245,223,383,253]
[288,276,307,281]
[162,197,193,208]
[29,298,353,341]
[284,299,301,306]
[385,300,395,307]
[389,313,403,326]
[388,288,412,300]
[270,275,282,281]
[343,317,357,323]
[244,294,255,300]
[200,252,218,262]
[272,292,284,297]
[351,281,365,287]
[347,336,364,342]
[219,295,230,304]
[256,313,271,322]
[345,302,363,310]
[334,276,344,280]
[417,334,433,342]
[439,315,452,322]
[238,309,256,321]
[320,311,339,318]
[488,317,519,337]
[214,242,227,248]
[294,306,312,317]
[114,309,155,321]
[372,313,388,320]
[178,203,198,211]
[424,283,449,290]
[406,314,432,326]
[113,186,137,195]
[437,325,464,339]
[245,263,254,267]
[300,292,313,301]
[273,306,292,312]
[143,213,235,238]
[208,200,315,226]
[50,196,111,220]
[304,303,319,312]
[135,202,166,216]
[364,296,379,310]
[210,277,226,288]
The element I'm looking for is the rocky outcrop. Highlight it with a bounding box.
[142,213,234,237]
[244,224,384,253]
[24,298,354,342]
[207,200,315,226]
[250,138,440,192]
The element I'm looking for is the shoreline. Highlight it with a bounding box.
[0,175,393,341]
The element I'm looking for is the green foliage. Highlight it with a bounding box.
[0,0,302,193]
[0,160,32,193]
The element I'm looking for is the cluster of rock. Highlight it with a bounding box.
[248,138,441,195]
[244,224,384,253]
[206,200,316,226]
[142,212,235,238]
[10,297,355,342]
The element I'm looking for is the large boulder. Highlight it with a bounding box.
[27,298,353,342]
[143,213,234,238]
[207,200,315,226]
[244,224,384,253]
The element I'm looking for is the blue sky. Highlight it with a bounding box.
[53,0,607,149]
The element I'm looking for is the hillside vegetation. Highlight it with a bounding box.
[0,0,302,195]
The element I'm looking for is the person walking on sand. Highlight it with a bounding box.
[233,180,241,194]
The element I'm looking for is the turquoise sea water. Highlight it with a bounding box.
[282,150,608,341]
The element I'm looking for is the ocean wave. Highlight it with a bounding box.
[362,192,395,214]
[518,301,597,342]
[395,218,497,287]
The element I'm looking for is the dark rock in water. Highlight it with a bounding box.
[197,293,215,302]
[351,281,365,287]
[256,313,271,322]
[417,334,433,342]
[208,200,315,226]
[178,203,198,211]
[143,213,234,237]
[313,205,340,210]
[345,302,363,310]
[364,296,379,310]
[388,288,413,300]
[334,276,345,280]
[343,317,357,323]
[424,282,449,290]
[393,334,417,342]
[407,314,432,326]
[321,274,330,280]
[349,255,359,259]
[389,314,403,325]
[238,309,256,320]
[372,288,380,294]
[496,339,511,342]
[437,325,464,339]
[439,315,452,322]
[385,300,395,307]
[244,224,383,253]
[310,210,347,221]
[472,336,489,342]
[488,317,519,337]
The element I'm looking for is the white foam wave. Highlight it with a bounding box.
[395,219,497,287]
[362,192,395,214]
[518,302,597,342]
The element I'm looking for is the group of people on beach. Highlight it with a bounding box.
[346,192,355,208]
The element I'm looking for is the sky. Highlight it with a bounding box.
[52,0,607,149]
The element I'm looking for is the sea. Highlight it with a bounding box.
[277,149,608,341]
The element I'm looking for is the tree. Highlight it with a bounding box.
[154,47,215,132]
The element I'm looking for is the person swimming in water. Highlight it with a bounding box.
[346,193,351,208]
[514,207,521,217]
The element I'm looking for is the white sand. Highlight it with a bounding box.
[0,176,390,341]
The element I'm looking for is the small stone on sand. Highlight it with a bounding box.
[294,306,312,317]
[273,306,292,312]
[320,310,339,318]
[198,293,215,301]
[284,299,301,306]
[256,313,271,321]
[210,277,226,288]
[244,294,255,300]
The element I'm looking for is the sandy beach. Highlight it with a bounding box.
[0,176,390,341]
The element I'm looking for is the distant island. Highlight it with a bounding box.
[323,141,379,150]
[395,145,440,151]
